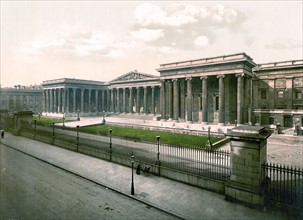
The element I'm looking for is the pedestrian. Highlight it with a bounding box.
[1,130,4,138]
[136,164,141,175]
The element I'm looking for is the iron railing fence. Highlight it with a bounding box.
[262,163,303,208]
[160,143,230,181]
[18,123,231,182]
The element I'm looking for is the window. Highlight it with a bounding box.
[277,90,284,99]
[261,90,267,99]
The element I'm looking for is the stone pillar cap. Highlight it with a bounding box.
[226,125,273,140]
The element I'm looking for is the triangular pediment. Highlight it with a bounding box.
[110,71,157,83]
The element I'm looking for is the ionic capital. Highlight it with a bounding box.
[217,75,225,79]
[235,73,245,78]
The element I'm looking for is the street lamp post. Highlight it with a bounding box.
[38,113,41,121]
[52,122,55,144]
[130,152,135,195]
[102,111,106,124]
[156,136,161,165]
[62,116,65,127]
[109,129,112,153]
[77,109,80,121]
[205,126,213,149]
[34,119,37,139]
[76,125,79,152]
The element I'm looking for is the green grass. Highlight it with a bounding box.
[80,125,220,148]
[33,117,64,126]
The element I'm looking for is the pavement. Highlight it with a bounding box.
[0,132,294,220]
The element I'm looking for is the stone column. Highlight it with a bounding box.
[136,87,140,114]
[73,88,77,113]
[180,79,185,121]
[168,81,173,120]
[101,90,105,112]
[151,86,155,115]
[95,90,99,112]
[107,89,111,112]
[58,89,62,113]
[66,89,69,113]
[218,75,225,125]
[173,79,179,122]
[101,89,107,112]
[54,89,57,113]
[81,89,84,113]
[88,89,92,113]
[129,87,133,114]
[236,74,244,125]
[50,89,53,113]
[116,88,120,113]
[160,81,166,121]
[225,126,272,207]
[46,90,49,112]
[62,89,66,114]
[201,77,208,124]
[143,86,147,114]
[110,89,114,112]
[186,78,192,122]
[123,88,126,113]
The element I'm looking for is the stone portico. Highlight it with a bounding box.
[157,53,256,125]
[42,78,108,117]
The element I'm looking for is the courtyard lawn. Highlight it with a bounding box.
[80,125,220,148]
[33,117,64,126]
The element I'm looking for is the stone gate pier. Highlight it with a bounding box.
[225,126,272,208]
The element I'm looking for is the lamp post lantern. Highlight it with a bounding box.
[77,109,80,121]
[156,136,161,165]
[130,152,135,195]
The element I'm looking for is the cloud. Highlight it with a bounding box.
[132,3,249,52]
[20,29,133,60]
[130,28,164,42]
[266,39,302,50]
[194,35,209,47]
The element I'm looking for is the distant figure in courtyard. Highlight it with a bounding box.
[1,130,4,138]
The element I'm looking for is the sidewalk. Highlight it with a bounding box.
[0,133,290,220]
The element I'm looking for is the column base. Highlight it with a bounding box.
[202,121,208,125]
[225,181,266,209]
[218,123,225,126]
[160,119,166,122]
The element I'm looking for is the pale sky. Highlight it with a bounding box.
[1,0,302,88]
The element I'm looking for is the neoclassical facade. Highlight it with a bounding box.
[0,85,43,113]
[42,78,108,117]
[2,52,302,127]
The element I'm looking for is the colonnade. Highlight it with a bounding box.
[43,73,250,125]
[108,85,160,115]
[160,73,250,125]
[44,88,108,114]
